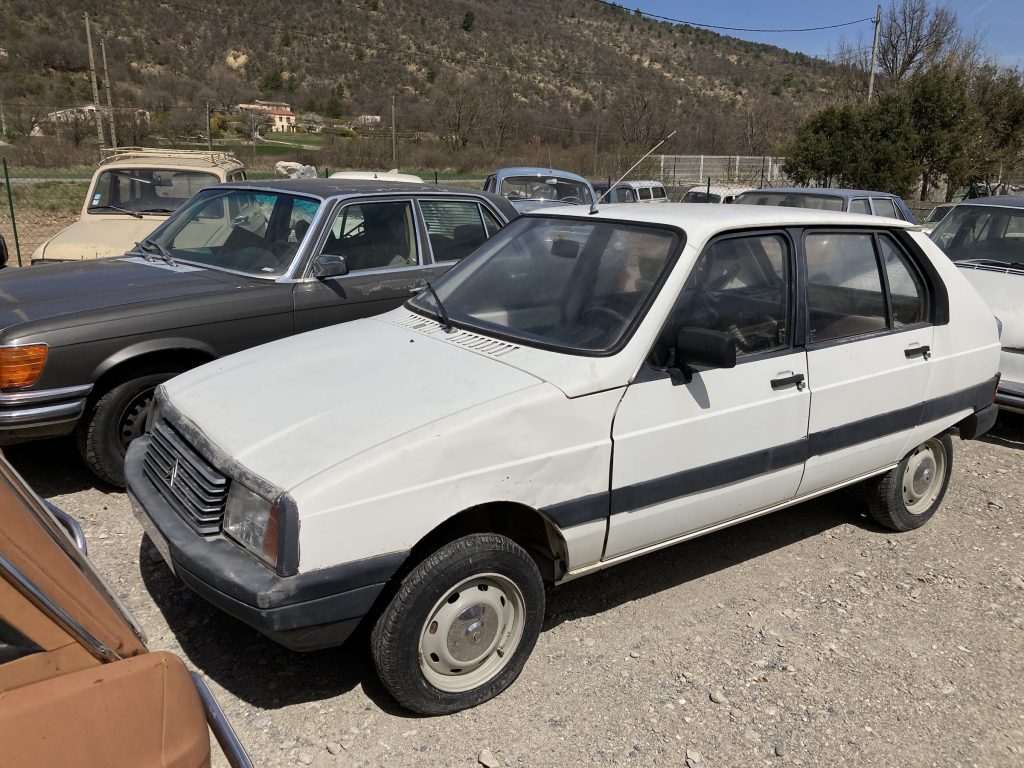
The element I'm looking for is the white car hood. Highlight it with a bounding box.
[161,316,545,491]
[958,266,1024,348]
[35,216,165,261]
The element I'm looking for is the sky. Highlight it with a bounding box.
[631,1,1024,68]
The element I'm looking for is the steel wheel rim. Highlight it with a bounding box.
[117,388,155,453]
[902,438,946,515]
[418,573,526,693]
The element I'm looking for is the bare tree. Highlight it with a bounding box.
[878,0,959,82]
[58,111,92,147]
[204,64,254,112]
[609,78,674,148]
[432,75,484,151]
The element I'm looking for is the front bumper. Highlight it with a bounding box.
[126,437,407,651]
[0,384,92,444]
[995,380,1024,414]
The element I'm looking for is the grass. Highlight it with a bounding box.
[7,181,89,215]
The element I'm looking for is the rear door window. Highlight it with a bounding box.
[849,198,871,215]
[871,197,900,219]
[420,200,494,263]
[805,232,887,343]
[879,234,927,326]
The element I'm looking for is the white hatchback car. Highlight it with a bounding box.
[128,204,1001,715]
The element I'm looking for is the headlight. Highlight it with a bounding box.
[223,483,280,569]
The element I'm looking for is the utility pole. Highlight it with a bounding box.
[83,13,105,155]
[100,39,117,149]
[206,101,213,151]
[593,126,600,178]
[868,3,882,102]
[391,93,397,167]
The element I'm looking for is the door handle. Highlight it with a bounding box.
[904,345,931,360]
[770,373,806,391]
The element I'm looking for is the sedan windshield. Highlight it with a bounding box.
[734,191,844,211]
[499,176,593,205]
[145,188,321,277]
[409,216,681,354]
[929,204,1024,266]
[88,168,219,215]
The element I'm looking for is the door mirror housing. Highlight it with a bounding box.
[668,327,737,384]
[313,253,349,279]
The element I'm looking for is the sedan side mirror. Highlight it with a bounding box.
[668,327,737,385]
[313,253,349,279]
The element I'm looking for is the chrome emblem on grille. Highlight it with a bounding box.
[167,459,180,488]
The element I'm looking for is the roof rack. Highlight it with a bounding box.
[99,147,243,167]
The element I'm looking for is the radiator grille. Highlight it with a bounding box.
[143,420,229,535]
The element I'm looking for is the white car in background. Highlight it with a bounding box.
[929,195,1024,412]
[681,184,753,204]
[128,204,1000,716]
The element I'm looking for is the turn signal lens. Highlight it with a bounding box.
[0,345,48,389]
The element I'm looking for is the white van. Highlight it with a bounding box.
[129,204,1001,716]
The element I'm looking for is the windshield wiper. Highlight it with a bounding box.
[136,238,178,268]
[958,258,1024,270]
[424,281,454,332]
[88,204,143,219]
[136,207,175,214]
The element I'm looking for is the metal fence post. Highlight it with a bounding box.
[2,158,22,267]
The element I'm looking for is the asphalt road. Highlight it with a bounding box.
[7,415,1023,768]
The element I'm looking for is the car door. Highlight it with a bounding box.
[605,231,810,559]
[292,197,431,333]
[798,229,935,494]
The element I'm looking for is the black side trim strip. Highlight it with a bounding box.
[551,376,998,529]
[610,439,807,515]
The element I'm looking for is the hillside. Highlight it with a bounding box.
[0,0,850,162]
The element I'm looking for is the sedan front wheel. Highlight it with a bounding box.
[371,533,545,715]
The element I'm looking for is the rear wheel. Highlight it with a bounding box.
[77,370,182,487]
[371,533,545,715]
[866,434,953,531]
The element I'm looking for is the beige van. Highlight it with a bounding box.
[31,148,245,263]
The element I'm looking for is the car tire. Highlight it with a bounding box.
[77,369,182,487]
[866,434,953,531]
[371,533,545,715]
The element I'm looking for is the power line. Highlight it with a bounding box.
[591,0,874,33]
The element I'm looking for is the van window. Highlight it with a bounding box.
[639,187,652,200]
[652,186,666,199]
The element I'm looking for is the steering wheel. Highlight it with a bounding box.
[579,305,628,328]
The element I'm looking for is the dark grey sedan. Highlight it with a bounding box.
[0,179,516,485]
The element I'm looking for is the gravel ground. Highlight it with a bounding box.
[7,416,1024,768]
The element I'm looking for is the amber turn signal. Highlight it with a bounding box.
[0,344,49,389]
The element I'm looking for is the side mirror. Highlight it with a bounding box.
[668,327,736,384]
[313,253,349,279]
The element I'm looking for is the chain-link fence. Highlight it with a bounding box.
[0,161,87,267]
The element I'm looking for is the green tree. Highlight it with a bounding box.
[461,11,475,32]
[903,65,974,200]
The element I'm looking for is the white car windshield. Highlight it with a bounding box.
[930,204,1024,268]
[145,188,321,277]
[499,176,593,205]
[409,216,682,354]
[88,168,219,215]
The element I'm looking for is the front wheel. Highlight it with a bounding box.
[371,533,545,715]
[866,434,953,531]
[77,370,182,487]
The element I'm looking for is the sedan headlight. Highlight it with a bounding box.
[223,483,280,569]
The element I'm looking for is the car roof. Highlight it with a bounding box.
[623,180,664,188]
[532,202,916,239]
[950,195,1024,210]
[212,178,519,217]
[98,148,243,171]
[493,167,592,185]
[744,187,902,199]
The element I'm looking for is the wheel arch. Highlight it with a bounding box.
[403,501,569,585]
[90,340,218,398]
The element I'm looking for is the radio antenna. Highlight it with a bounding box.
[590,130,677,215]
